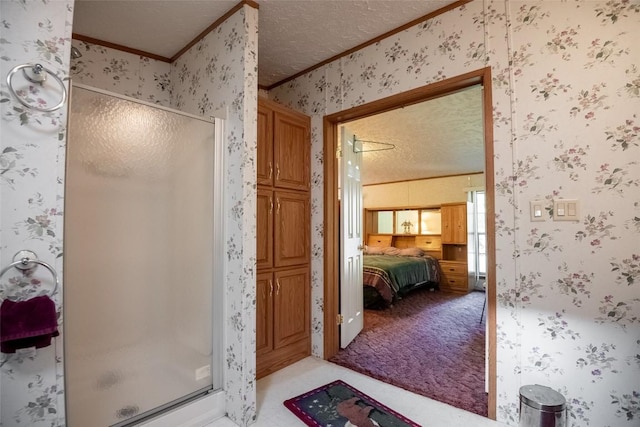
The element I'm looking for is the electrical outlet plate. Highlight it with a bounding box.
[553,198,580,221]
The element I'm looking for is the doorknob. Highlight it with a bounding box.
[357,244,365,251]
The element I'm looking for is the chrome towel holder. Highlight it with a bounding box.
[0,250,59,298]
[6,63,67,113]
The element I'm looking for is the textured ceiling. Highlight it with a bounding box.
[344,85,484,186]
[256,0,459,87]
[72,0,460,87]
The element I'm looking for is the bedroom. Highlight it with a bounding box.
[331,83,489,415]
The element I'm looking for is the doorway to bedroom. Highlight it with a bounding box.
[324,69,495,418]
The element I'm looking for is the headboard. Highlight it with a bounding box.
[367,235,393,247]
[366,234,442,259]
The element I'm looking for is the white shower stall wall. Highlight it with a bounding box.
[64,85,223,427]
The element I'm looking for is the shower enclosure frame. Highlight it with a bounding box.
[63,82,226,426]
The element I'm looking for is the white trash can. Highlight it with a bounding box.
[519,384,567,427]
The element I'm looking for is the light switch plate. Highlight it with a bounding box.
[553,198,580,221]
[530,200,545,222]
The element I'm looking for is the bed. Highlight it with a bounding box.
[363,235,441,308]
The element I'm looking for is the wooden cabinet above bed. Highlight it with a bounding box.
[364,206,444,259]
[365,207,441,236]
[365,202,472,293]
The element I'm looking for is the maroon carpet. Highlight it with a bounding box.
[329,289,488,417]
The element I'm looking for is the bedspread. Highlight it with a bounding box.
[363,255,441,304]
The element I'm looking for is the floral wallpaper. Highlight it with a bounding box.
[70,39,171,106]
[270,1,640,426]
[0,0,73,426]
[171,5,259,425]
[3,2,258,427]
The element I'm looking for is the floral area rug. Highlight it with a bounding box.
[284,380,421,427]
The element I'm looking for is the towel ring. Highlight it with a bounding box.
[6,63,67,113]
[0,250,59,298]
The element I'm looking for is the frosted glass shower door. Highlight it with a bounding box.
[65,86,219,427]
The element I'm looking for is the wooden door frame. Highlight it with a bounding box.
[323,67,497,419]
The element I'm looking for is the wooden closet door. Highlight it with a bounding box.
[256,189,273,269]
[273,111,310,191]
[256,272,274,356]
[450,204,467,244]
[273,267,310,349]
[274,190,310,267]
[257,102,274,186]
[442,204,467,244]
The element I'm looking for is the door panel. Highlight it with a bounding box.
[273,267,310,349]
[442,204,467,244]
[339,126,364,348]
[274,190,310,267]
[256,272,274,356]
[257,102,274,186]
[274,111,310,190]
[256,189,273,269]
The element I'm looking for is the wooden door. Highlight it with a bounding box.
[450,204,467,244]
[256,189,273,269]
[274,190,310,267]
[442,204,467,244]
[273,267,310,349]
[256,271,273,356]
[442,205,453,243]
[339,126,364,348]
[273,111,310,191]
[257,101,274,186]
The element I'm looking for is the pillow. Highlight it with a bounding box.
[397,247,425,257]
[382,247,400,256]
[364,246,386,255]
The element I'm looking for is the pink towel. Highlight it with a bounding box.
[0,295,59,354]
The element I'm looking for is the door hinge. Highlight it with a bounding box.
[336,149,342,158]
[337,314,344,325]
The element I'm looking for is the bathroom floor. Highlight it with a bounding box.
[205,357,508,427]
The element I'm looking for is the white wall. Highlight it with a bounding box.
[363,174,484,208]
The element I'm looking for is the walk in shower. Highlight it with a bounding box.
[64,84,223,426]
